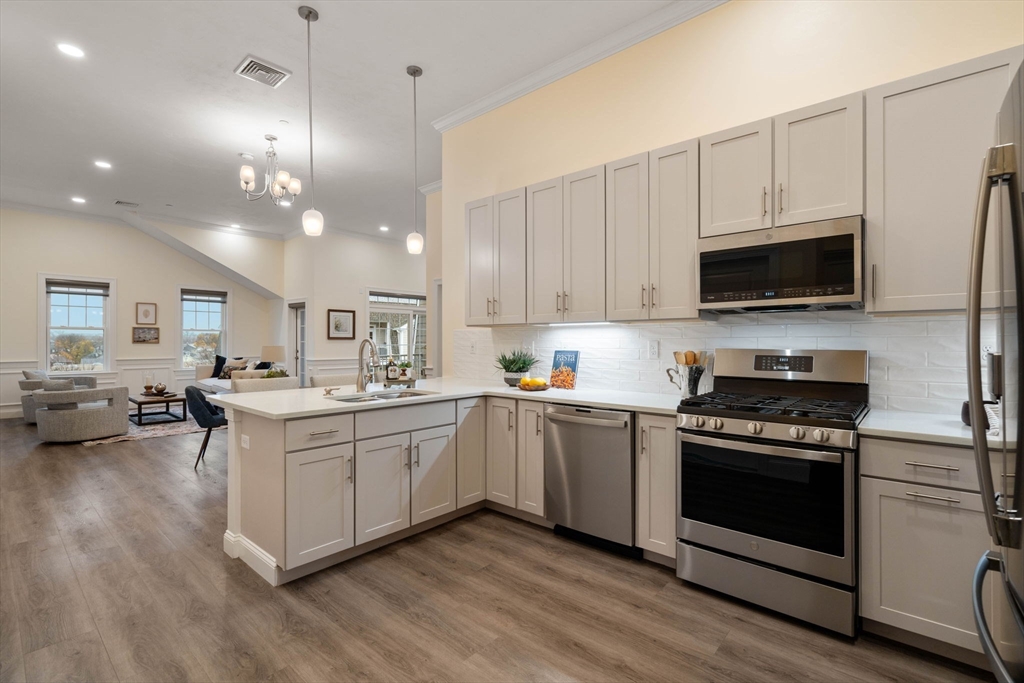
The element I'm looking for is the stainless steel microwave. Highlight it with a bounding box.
[696,217,863,316]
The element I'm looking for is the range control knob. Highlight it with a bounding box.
[789,426,806,440]
[690,415,705,428]
[812,429,830,443]
[708,418,724,431]
[747,422,763,435]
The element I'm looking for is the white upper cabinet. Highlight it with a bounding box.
[465,197,494,325]
[866,47,1022,313]
[526,177,565,324]
[649,139,700,320]
[605,153,650,321]
[493,188,527,324]
[410,425,457,526]
[700,118,773,237]
[774,93,864,227]
[516,400,545,517]
[563,165,606,322]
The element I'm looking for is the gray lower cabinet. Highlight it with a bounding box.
[284,443,355,570]
[411,424,458,525]
[486,397,517,505]
[456,397,487,507]
[355,432,412,545]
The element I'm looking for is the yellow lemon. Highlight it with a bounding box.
[530,377,546,387]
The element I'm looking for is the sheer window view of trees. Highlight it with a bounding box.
[181,294,224,367]
[48,290,105,371]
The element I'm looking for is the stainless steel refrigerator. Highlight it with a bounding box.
[967,61,1024,683]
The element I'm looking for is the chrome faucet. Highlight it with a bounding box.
[356,338,381,392]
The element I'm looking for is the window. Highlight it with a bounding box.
[368,291,426,373]
[181,289,227,368]
[46,280,109,372]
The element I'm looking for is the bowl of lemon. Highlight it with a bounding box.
[517,377,550,392]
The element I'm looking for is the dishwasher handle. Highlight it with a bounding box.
[545,412,628,429]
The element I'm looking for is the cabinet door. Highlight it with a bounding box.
[493,188,527,324]
[699,118,773,237]
[285,443,355,569]
[866,48,1022,312]
[354,433,411,545]
[456,398,486,507]
[775,93,864,227]
[411,424,457,525]
[516,400,545,517]
[526,177,565,323]
[563,165,606,322]
[606,153,650,321]
[636,414,677,558]
[486,397,517,506]
[860,476,994,651]
[465,197,495,325]
[650,139,700,320]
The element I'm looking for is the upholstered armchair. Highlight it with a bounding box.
[33,386,129,442]
[19,375,96,424]
[231,377,300,393]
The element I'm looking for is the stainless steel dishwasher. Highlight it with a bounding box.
[544,404,634,547]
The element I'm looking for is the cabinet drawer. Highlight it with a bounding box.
[861,438,979,492]
[285,414,355,452]
[355,401,456,440]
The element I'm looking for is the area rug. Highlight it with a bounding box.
[83,411,225,446]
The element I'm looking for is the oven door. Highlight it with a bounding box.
[677,431,855,586]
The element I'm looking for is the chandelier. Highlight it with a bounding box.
[238,134,302,206]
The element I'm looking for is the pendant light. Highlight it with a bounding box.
[406,65,424,255]
[299,6,323,237]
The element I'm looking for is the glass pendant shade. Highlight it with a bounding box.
[275,170,291,187]
[270,183,284,198]
[240,165,256,183]
[406,231,424,254]
[288,178,302,195]
[240,179,256,191]
[302,208,324,236]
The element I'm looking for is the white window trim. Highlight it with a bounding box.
[176,285,232,370]
[37,272,117,373]
[366,287,427,368]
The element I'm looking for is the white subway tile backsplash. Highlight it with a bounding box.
[454,311,982,415]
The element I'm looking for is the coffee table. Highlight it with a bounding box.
[129,394,188,426]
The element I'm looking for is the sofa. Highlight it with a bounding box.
[34,385,129,442]
[19,373,97,424]
[195,365,265,393]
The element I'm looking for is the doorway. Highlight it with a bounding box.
[289,302,307,386]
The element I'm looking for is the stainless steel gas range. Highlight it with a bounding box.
[675,348,869,636]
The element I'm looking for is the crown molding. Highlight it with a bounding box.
[0,201,129,227]
[431,0,728,134]
[418,180,442,195]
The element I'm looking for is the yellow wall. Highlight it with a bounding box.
[424,190,442,370]
[440,0,1024,375]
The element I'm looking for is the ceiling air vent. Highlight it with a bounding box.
[114,200,139,208]
[234,55,291,89]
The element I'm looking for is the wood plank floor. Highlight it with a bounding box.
[0,418,992,683]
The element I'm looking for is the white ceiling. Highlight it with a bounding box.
[0,0,674,240]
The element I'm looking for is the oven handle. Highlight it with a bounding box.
[678,432,843,463]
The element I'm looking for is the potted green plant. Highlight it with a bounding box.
[263,368,289,379]
[495,349,539,386]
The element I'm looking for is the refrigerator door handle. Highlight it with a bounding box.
[973,551,1023,683]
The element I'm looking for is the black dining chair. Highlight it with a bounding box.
[185,386,227,469]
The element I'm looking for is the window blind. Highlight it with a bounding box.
[46,279,110,296]
[181,289,228,304]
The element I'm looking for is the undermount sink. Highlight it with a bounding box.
[329,389,437,404]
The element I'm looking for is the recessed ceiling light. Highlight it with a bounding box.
[230,224,240,228]
[71,197,86,203]
[379,226,389,232]
[238,152,254,161]
[94,160,111,169]
[57,43,84,58]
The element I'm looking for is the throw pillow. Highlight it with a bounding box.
[246,360,258,371]
[41,379,76,410]
[254,361,272,370]
[22,370,48,380]
[218,365,245,380]
[211,355,228,378]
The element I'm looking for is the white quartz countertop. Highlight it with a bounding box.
[207,377,683,420]
[860,409,1012,449]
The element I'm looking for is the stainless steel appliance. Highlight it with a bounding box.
[676,348,869,636]
[544,404,634,547]
[696,216,862,315]
[966,61,1024,683]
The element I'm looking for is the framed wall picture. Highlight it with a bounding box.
[132,326,160,344]
[136,302,157,325]
[327,309,355,340]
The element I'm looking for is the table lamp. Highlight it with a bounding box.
[261,345,286,372]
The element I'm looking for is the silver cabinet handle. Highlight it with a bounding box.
[405,445,411,468]
[308,429,339,436]
[640,426,647,455]
[905,491,961,504]
[547,412,627,429]
[651,284,656,308]
[535,412,541,436]
[347,455,354,483]
[493,298,499,316]
[778,183,783,214]
[871,264,877,301]
[641,284,646,309]
[762,186,767,217]
[563,291,569,312]
[414,443,420,467]
[556,291,561,313]
[508,410,513,432]
[905,461,960,472]
[487,298,492,316]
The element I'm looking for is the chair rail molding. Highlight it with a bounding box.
[430,0,728,133]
